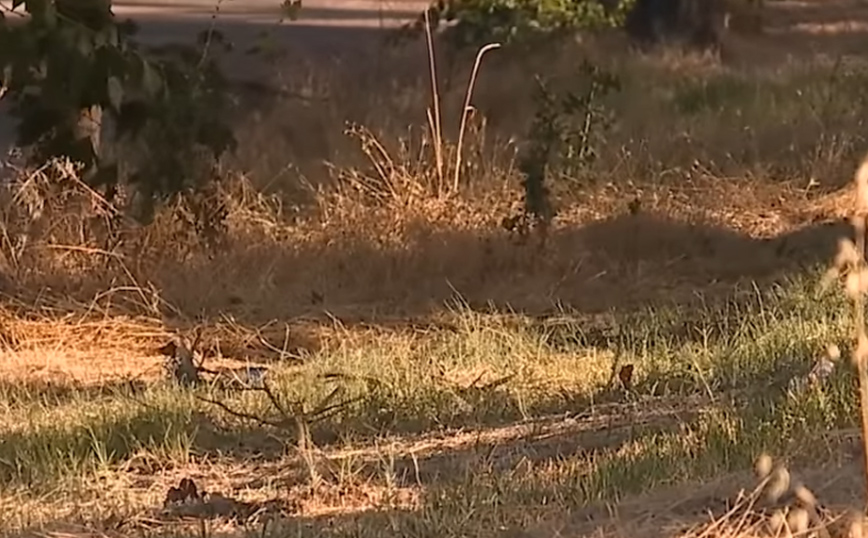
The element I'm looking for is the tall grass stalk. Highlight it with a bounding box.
[453,43,501,192]
[423,8,445,195]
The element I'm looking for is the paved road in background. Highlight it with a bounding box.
[0,0,428,157]
[115,0,425,27]
[114,0,427,61]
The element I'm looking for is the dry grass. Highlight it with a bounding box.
[7,1,868,537]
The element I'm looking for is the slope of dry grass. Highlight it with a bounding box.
[0,277,864,538]
[6,2,868,537]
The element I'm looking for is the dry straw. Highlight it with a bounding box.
[851,155,868,510]
[423,8,445,192]
[828,153,868,510]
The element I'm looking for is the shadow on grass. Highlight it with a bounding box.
[0,396,760,538]
[4,206,853,358]
[9,455,865,538]
[0,355,829,486]
[0,382,695,479]
[0,378,152,407]
[2,340,860,537]
[7,388,849,538]
[137,210,851,326]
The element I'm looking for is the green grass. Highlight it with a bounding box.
[0,270,859,507]
[4,49,868,530]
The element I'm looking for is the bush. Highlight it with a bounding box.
[399,0,763,51]
[0,0,237,220]
[401,0,635,48]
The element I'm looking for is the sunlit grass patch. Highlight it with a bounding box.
[0,271,859,501]
[0,386,198,487]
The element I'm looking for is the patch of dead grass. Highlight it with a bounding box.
[5,14,867,326]
[0,154,846,331]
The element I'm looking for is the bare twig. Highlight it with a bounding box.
[196,394,286,430]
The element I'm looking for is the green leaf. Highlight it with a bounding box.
[107,76,123,111]
[14,103,62,147]
[76,32,94,57]
[26,0,58,27]
[197,120,237,156]
[4,0,239,213]
[43,1,57,28]
[116,19,138,39]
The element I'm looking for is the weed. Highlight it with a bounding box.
[823,155,868,508]
[504,60,619,239]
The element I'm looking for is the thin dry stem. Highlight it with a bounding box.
[453,42,501,194]
[422,8,444,196]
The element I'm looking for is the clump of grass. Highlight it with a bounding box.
[3,49,868,328]
[0,277,861,498]
[670,153,868,538]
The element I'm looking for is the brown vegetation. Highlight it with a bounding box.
[6,1,868,538]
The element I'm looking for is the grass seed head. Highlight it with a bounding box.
[853,333,868,367]
[844,268,868,300]
[793,483,817,509]
[769,509,787,535]
[787,507,810,535]
[855,155,868,218]
[835,238,860,271]
[849,513,868,538]
[755,453,773,479]
[766,465,791,504]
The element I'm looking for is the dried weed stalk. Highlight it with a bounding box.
[423,8,445,192]
[684,454,835,538]
[453,42,501,192]
[420,11,500,198]
[751,454,832,538]
[197,372,361,488]
[824,154,868,509]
